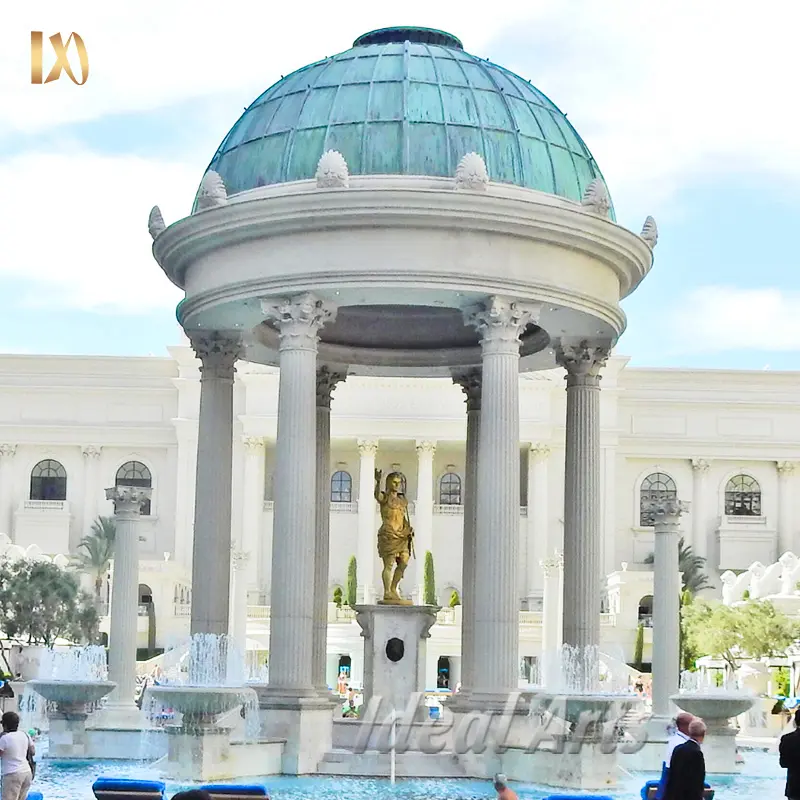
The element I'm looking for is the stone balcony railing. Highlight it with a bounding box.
[262,501,530,516]
[21,499,68,512]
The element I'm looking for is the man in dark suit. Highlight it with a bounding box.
[780,707,800,799]
[665,718,706,800]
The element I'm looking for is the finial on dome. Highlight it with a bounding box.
[148,205,166,240]
[315,150,349,188]
[196,170,228,210]
[580,178,611,217]
[641,216,658,248]
[455,152,489,191]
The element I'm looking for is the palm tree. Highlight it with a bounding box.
[75,516,116,609]
[644,537,713,595]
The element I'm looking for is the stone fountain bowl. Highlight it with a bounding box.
[537,691,642,724]
[146,685,247,717]
[28,680,116,706]
[670,692,756,720]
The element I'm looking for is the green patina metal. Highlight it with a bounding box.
[196,27,613,217]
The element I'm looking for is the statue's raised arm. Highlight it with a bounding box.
[374,468,384,503]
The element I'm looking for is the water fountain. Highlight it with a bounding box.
[670,670,755,773]
[513,644,642,790]
[26,646,116,758]
[144,633,278,781]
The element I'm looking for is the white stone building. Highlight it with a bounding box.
[1,344,796,687]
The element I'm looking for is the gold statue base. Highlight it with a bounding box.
[378,596,414,606]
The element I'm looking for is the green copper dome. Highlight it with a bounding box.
[198,27,612,216]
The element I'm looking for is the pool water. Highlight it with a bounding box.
[31,749,785,800]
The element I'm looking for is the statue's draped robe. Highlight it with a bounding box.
[377,495,413,559]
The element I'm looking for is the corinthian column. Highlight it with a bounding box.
[452,369,481,700]
[82,445,101,534]
[556,340,609,673]
[356,440,379,604]
[540,550,564,687]
[645,498,689,721]
[106,486,151,707]
[0,445,17,536]
[415,440,436,603]
[690,458,710,560]
[313,366,346,692]
[241,436,266,585]
[465,296,540,703]
[231,548,250,656]
[261,294,335,693]
[526,443,550,606]
[777,462,796,556]
[188,332,242,636]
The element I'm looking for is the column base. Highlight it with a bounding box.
[256,691,335,774]
[47,712,89,759]
[618,715,670,772]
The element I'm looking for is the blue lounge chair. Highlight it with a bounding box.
[640,779,714,800]
[200,785,268,800]
[92,777,166,800]
[544,795,613,800]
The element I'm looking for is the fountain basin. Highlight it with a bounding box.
[537,691,641,728]
[29,680,116,711]
[670,692,756,721]
[147,686,246,716]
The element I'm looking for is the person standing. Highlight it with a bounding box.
[665,718,707,800]
[780,708,800,799]
[655,711,693,800]
[0,712,34,800]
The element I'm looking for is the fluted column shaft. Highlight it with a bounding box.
[778,462,796,556]
[540,551,563,687]
[691,459,710,560]
[647,499,689,719]
[415,441,436,602]
[313,367,346,691]
[356,440,378,604]
[188,332,242,636]
[466,297,539,698]
[526,444,550,604]
[0,445,17,536]
[558,342,609,664]
[106,486,151,705]
[82,446,101,533]
[231,549,250,655]
[453,370,481,697]
[241,437,266,586]
[263,294,335,691]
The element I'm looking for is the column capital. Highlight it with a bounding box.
[415,440,436,456]
[242,435,266,453]
[82,445,101,459]
[261,293,336,352]
[529,443,551,462]
[453,368,482,411]
[777,461,797,476]
[106,486,152,516]
[691,458,711,473]
[540,550,564,576]
[357,440,379,457]
[463,296,541,355]
[555,340,610,386]
[188,331,243,380]
[316,365,347,409]
[643,498,690,525]
[0,444,17,458]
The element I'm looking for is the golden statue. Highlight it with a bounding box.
[374,469,414,605]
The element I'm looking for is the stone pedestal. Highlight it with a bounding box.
[354,604,438,717]
[515,740,618,791]
[163,724,233,781]
[47,711,90,759]
[700,718,742,774]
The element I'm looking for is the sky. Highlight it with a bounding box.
[1,0,798,369]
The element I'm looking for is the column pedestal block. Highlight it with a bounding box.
[47,712,90,759]
[354,605,438,717]
[255,692,335,774]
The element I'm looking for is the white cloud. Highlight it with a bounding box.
[670,286,800,353]
[0,149,190,311]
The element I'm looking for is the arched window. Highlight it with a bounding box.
[30,459,67,501]
[116,461,152,515]
[638,595,653,627]
[639,472,677,526]
[331,470,352,503]
[725,474,761,516]
[439,472,462,505]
